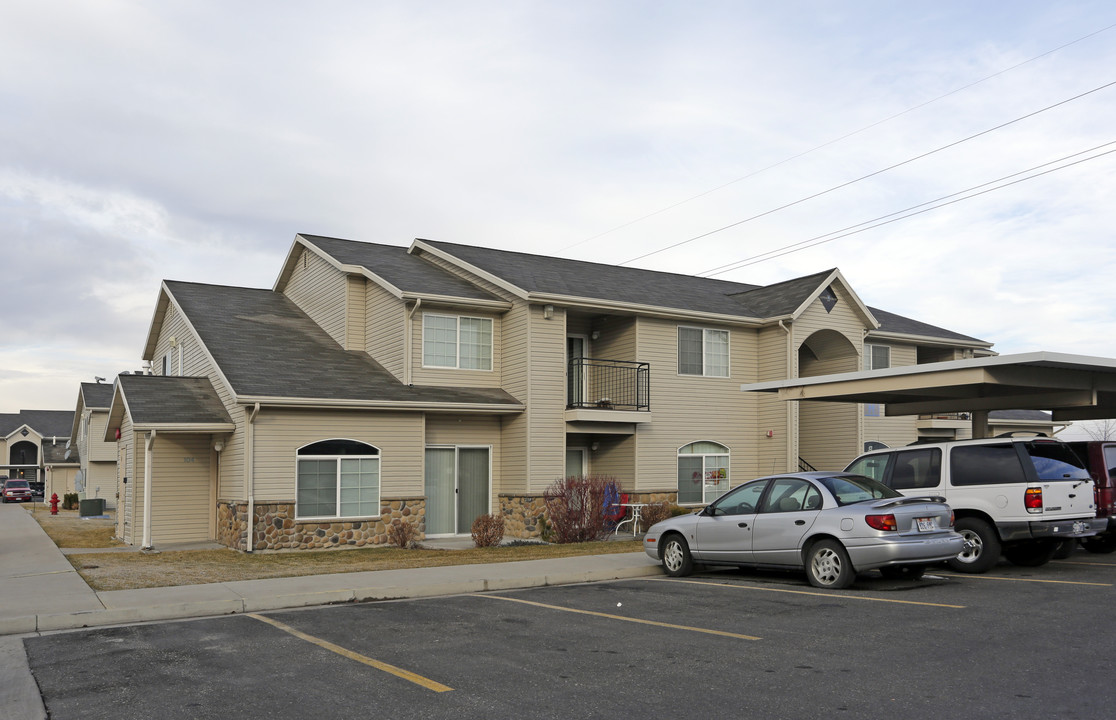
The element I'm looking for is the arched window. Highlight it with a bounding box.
[677,441,730,505]
[296,440,380,519]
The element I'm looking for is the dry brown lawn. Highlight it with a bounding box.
[27,505,122,549]
[26,503,643,592]
[69,540,644,592]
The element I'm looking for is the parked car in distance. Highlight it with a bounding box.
[845,437,1101,573]
[2,478,34,503]
[1065,441,1116,553]
[643,472,964,589]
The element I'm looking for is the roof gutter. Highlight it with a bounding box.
[526,292,767,327]
[405,298,422,386]
[235,395,524,413]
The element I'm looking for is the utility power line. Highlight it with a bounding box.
[699,141,1116,277]
[619,78,1116,266]
[561,21,1116,254]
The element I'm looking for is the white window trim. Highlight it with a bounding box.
[677,326,731,378]
[294,440,382,521]
[421,313,494,371]
[677,441,731,505]
[865,343,891,371]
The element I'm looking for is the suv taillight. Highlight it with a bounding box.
[1024,487,1043,514]
[865,514,897,531]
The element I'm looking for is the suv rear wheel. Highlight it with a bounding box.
[947,517,1001,573]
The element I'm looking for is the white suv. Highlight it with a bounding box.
[845,437,1102,572]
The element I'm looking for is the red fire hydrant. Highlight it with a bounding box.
[50,493,59,515]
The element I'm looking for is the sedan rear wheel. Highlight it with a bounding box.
[805,540,854,589]
[661,534,694,577]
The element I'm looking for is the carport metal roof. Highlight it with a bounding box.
[741,352,1116,436]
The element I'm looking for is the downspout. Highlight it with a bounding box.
[406,298,423,386]
[245,403,260,553]
[142,430,156,550]
[779,320,794,472]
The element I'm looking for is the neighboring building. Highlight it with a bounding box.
[69,382,119,508]
[106,234,997,550]
[0,409,78,496]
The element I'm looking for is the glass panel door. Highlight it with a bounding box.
[565,448,586,478]
[456,448,490,534]
[424,448,456,535]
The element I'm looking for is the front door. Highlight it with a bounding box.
[425,447,491,535]
[567,335,587,408]
[565,448,586,479]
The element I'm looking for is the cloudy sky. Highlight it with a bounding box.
[2,1,1115,434]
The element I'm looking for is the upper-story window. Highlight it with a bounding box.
[678,327,729,377]
[423,314,493,370]
[865,344,890,370]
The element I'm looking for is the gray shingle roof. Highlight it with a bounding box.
[419,239,766,315]
[868,306,986,344]
[118,375,235,426]
[299,235,503,302]
[726,270,836,317]
[164,281,521,406]
[0,410,74,439]
[41,440,76,465]
[80,382,115,409]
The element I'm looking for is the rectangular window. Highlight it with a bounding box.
[423,314,493,370]
[865,344,891,370]
[863,403,883,417]
[678,327,729,377]
[297,456,380,519]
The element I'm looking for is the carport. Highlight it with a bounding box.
[741,351,1116,439]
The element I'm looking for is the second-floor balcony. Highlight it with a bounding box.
[566,358,650,419]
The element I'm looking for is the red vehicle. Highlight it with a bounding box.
[1066,441,1116,553]
[1,478,34,503]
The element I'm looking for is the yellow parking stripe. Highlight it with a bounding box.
[247,613,453,693]
[1054,560,1116,568]
[660,578,966,608]
[479,594,761,640]
[937,573,1112,587]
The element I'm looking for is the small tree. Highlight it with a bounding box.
[387,519,418,549]
[543,475,620,543]
[1082,418,1116,441]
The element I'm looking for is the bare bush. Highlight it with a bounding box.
[471,513,505,548]
[387,519,418,549]
[543,475,620,543]
[637,501,672,530]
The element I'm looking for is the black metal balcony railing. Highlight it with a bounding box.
[567,358,650,411]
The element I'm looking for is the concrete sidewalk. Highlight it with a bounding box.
[0,503,662,636]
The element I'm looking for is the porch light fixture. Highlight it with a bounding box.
[543,304,554,320]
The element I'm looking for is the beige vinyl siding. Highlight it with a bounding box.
[633,317,756,494]
[85,461,118,507]
[426,414,502,505]
[526,304,567,492]
[862,342,918,449]
[154,300,247,502]
[794,288,864,470]
[755,324,791,475]
[345,276,367,351]
[121,419,139,544]
[498,303,531,494]
[147,434,214,544]
[590,435,636,488]
[250,409,425,503]
[366,280,406,380]
[283,246,347,348]
[592,316,636,361]
[411,310,503,388]
[87,411,116,462]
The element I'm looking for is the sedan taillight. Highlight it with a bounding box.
[1024,487,1043,514]
[865,514,897,531]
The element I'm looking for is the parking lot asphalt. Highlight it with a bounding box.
[18,552,1116,720]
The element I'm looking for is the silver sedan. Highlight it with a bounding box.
[644,472,965,589]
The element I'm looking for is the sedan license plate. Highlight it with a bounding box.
[916,517,936,532]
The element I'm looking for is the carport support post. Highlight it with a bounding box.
[970,410,990,439]
[142,429,156,550]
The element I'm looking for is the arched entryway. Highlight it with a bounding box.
[8,440,38,480]
[797,330,860,470]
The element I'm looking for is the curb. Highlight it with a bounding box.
[1,562,663,635]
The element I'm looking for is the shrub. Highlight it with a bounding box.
[63,493,80,510]
[542,475,620,544]
[637,501,673,530]
[471,513,505,548]
[387,519,418,549]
